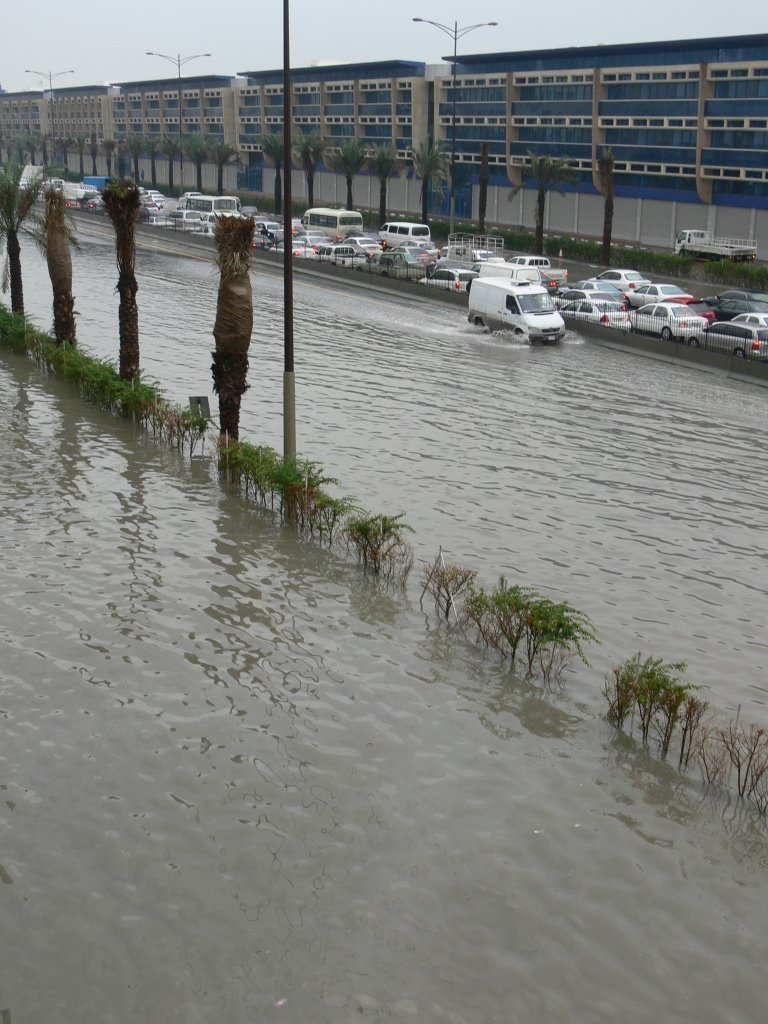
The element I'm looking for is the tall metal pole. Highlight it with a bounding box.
[146,52,210,192]
[412,19,498,233]
[25,68,74,167]
[283,0,296,460]
[450,22,457,235]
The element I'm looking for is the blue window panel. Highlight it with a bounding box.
[518,127,592,144]
[710,130,768,148]
[599,100,698,117]
[360,126,393,140]
[702,148,768,169]
[324,104,355,116]
[610,145,697,163]
[704,99,768,117]
[512,100,593,117]
[713,181,768,209]
[519,85,593,102]
[605,128,697,147]
[440,102,507,117]
[359,103,392,116]
[329,125,355,137]
[713,80,768,99]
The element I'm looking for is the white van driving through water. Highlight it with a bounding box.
[468,279,565,342]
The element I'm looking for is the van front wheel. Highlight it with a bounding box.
[473,316,484,327]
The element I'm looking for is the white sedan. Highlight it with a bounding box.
[596,269,651,292]
[731,312,768,328]
[419,268,478,292]
[560,299,631,330]
[625,283,694,309]
[629,303,709,342]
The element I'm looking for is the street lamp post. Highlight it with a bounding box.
[412,18,497,234]
[145,51,211,188]
[282,0,296,460]
[25,68,74,167]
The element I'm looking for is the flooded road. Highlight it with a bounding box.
[1,226,767,1023]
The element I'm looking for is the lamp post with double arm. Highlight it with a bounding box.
[412,18,497,234]
[25,68,74,167]
[145,51,211,188]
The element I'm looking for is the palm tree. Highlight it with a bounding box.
[369,143,398,227]
[43,189,78,345]
[411,140,450,227]
[208,139,238,195]
[101,179,142,380]
[597,147,615,267]
[40,133,50,167]
[89,133,99,175]
[211,215,255,444]
[142,134,161,188]
[125,134,145,183]
[293,133,326,207]
[183,133,208,192]
[260,132,285,213]
[478,142,489,234]
[327,138,366,211]
[161,136,181,193]
[59,136,74,174]
[74,133,88,179]
[101,139,117,177]
[524,151,577,255]
[0,163,45,315]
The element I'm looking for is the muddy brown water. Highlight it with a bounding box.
[1,229,766,1023]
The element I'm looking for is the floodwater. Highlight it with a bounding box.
[1,225,768,1023]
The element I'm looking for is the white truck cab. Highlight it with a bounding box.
[468,278,565,342]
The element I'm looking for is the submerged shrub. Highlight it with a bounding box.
[344,512,414,583]
[462,577,597,682]
[420,557,477,621]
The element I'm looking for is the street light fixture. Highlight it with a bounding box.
[413,18,498,234]
[25,68,74,167]
[146,51,211,188]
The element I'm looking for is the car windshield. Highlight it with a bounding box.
[688,302,711,315]
[518,292,556,313]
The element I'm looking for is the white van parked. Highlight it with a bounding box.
[378,221,431,248]
[468,278,566,342]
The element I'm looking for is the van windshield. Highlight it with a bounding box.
[517,292,556,313]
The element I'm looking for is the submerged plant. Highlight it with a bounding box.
[345,512,414,582]
[420,557,477,621]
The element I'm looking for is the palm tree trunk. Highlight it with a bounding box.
[601,191,614,266]
[345,175,353,211]
[379,181,387,227]
[211,217,255,443]
[151,156,157,188]
[167,158,175,193]
[478,143,489,234]
[421,178,429,226]
[275,167,282,213]
[46,192,77,346]
[535,188,546,255]
[117,273,140,379]
[7,229,24,315]
[217,165,224,194]
[306,169,314,208]
[196,161,203,192]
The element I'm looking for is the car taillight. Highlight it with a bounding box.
[600,314,610,324]
[629,283,636,288]
[752,340,760,351]
[454,281,461,290]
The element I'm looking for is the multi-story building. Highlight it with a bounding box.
[1,34,766,253]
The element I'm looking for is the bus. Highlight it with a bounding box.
[300,207,364,241]
[186,195,242,216]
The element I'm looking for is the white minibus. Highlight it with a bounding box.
[186,195,242,216]
[300,207,364,241]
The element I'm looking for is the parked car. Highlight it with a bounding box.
[559,299,631,330]
[344,235,382,254]
[419,267,478,292]
[596,269,651,293]
[358,250,426,279]
[700,289,768,307]
[391,245,436,266]
[315,243,369,267]
[629,302,709,342]
[83,194,104,212]
[393,238,441,258]
[556,288,624,309]
[146,190,166,208]
[568,280,627,303]
[659,296,716,323]
[731,312,768,328]
[252,220,284,248]
[710,298,768,321]
[624,283,694,309]
[700,320,768,359]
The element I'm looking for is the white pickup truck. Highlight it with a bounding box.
[674,230,757,262]
[506,255,568,290]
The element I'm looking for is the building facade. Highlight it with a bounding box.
[1,34,766,253]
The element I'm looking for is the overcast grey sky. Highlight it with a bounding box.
[3,0,765,92]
